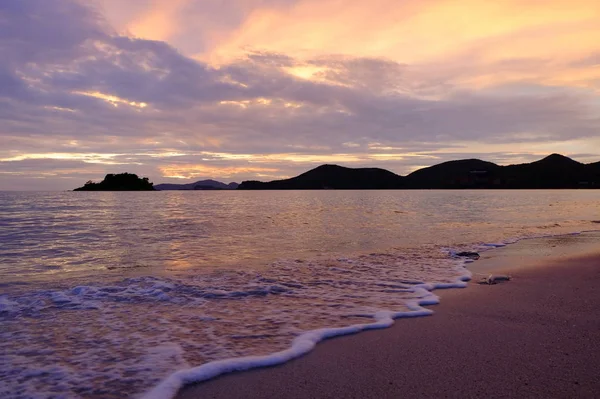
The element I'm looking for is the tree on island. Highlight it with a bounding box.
[74,173,155,191]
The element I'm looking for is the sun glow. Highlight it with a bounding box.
[284,65,327,80]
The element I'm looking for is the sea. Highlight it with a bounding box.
[1,190,599,398]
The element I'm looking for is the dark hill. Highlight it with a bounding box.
[582,161,600,188]
[503,154,588,188]
[405,159,502,189]
[237,154,600,189]
[74,173,155,191]
[587,161,600,179]
[238,164,405,189]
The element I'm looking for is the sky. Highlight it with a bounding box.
[1,0,600,190]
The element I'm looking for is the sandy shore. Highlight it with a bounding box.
[176,248,600,399]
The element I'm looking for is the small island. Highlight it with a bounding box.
[74,173,155,191]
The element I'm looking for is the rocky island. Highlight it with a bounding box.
[74,173,155,191]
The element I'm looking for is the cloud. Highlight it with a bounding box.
[189,0,600,64]
[125,0,190,42]
[0,0,599,190]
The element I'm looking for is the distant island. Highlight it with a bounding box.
[74,173,155,191]
[154,180,239,191]
[238,154,600,190]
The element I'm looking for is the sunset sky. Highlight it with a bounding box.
[1,0,600,190]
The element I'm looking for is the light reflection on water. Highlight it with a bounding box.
[1,190,599,398]
[0,190,599,282]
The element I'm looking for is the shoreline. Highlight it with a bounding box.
[176,240,600,399]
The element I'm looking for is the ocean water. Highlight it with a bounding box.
[0,190,599,398]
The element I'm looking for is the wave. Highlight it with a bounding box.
[1,228,598,399]
[141,277,468,399]
[143,228,600,399]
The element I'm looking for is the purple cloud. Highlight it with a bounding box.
[1,0,599,190]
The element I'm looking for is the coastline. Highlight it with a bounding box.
[176,236,600,399]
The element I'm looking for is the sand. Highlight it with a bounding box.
[176,250,600,399]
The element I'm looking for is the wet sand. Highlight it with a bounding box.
[177,247,600,399]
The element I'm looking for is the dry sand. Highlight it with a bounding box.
[177,251,600,399]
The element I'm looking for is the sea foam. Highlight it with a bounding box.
[141,281,462,399]
[1,247,471,399]
[1,230,597,399]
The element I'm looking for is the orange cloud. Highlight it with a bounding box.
[126,0,190,41]
[159,164,279,179]
[99,0,600,93]
[203,0,599,64]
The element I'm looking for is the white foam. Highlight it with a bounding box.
[2,230,594,399]
[141,270,469,399]
[148,232,600,399]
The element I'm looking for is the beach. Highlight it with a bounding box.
[177,242,600,399]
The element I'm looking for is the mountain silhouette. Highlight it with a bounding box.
[239,164,405,189]
[238,154,599,190]
[502,154,589,188]
[154,180,239,190]
[404,159,501,189]
[588,161,600,176]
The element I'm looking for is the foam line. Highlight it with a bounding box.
[5,229,595,398]
[144,230,600,398]
[141,273,470,399]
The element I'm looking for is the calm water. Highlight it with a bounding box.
[1,190,599,398]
